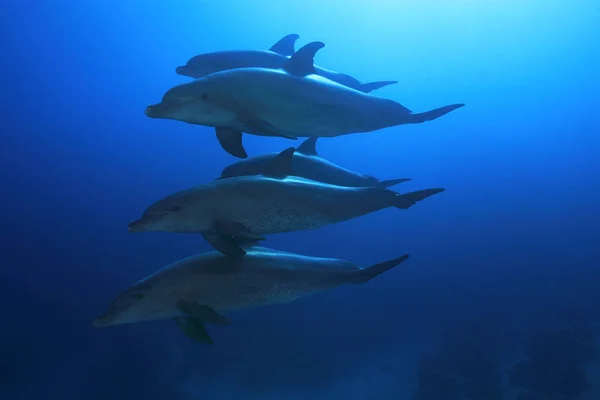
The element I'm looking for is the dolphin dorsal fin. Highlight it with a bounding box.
[282,41,325,76]
[263,147,296,178]
[269,34,300,56]
[296,137,319,156]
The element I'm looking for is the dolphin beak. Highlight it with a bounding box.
[145,105,157,117]
[92,313,113,328]
[128,219,145,232]
[145,102,169,118]
[175,66,187,75]
[145,102,180,118]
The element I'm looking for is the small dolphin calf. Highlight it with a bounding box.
[220,137,410,188]
[146,41,464,158]
[176,34,397,94]
[93,246,410,344]
[128,148,444,256]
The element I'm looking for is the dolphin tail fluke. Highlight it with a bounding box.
[393,188,445,209]
[376,178,412,188]
[359,80,398,93]
[353,254,409,284]
[409,104,464,124]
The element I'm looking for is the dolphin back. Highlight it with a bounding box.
[220,154,275,179]
[178,50,287,79]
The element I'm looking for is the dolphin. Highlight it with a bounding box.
[92,246,410,344]
[220,137,410,189]
[175,33,397,94]
[146,41,465,158]
[128,148,445,256]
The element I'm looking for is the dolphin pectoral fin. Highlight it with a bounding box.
[174,317,214,344]
[283,41,325,76]
[269,33,300,56]
[238,115,297,140]
[393,188,445,209]
[230,236,263,248]
[206,221,265,254]
[409,104,465,124]
[296,137,319,156]
[353,254,409,284]
[203,234,247,256]
[262,147,296,178]
[215,128,247,159]
[358,80,398,93]
[177,300,231,325]
[377,178,412,188]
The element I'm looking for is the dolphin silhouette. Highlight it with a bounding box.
[93,246,410,344]
[147,41,464,158]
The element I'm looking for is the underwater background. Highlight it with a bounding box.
[1,0,599,399]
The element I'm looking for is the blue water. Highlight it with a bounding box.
[2,1,599,399]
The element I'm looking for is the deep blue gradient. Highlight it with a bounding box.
[1,1,599,399]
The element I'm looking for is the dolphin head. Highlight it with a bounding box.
[127,210,178,233]
[128,188,212,233]
[145,81,207,118]
[127,197,183,233]
[93,281,161,327]
[175,53,224,79]
[145,79,233,126]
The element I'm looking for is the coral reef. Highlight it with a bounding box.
[509,328,597,400]
[412,342,503,400]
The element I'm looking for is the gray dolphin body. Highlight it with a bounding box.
[128,148,444,256]
[176,34,397,94]
[93,246,409,344]
[146,41,465,158]
[220,137,410,189]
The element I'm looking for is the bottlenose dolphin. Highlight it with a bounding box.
[176,34,397,94]
[220,137,410,188]
[128,148,445,256]
[146,41,464,158]
[93,246,410,344]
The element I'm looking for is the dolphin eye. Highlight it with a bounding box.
[201,93,209,100]
[170,205,181,212]
[133,293,145,300]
